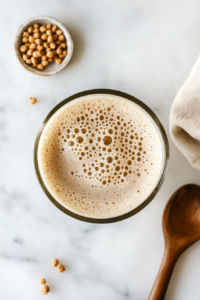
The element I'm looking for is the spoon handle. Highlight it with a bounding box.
[148,247,179,300]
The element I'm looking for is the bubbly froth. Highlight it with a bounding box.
[38,95,164,218]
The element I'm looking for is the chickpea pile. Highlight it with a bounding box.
[20,23,67,70]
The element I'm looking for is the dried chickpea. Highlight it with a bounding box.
[35,38,42,45]
[20,45,27,52]
[51,258,59,267]
[22,37,29,43]
[37,64,44,70]
[33,51,39,58]
[59,54,64,59]
[29,97,37,104]
[40,25,46,33]
[29,43,37,50]
[56,40,61,45]
[47,51,54,58]
[56,48,62,55]
[37,45,44,51]
[40,278,46,285]
[25,43,31,48]
[23,31,29,37]
[37,50,43,57]
[33,28,39,33]
[55,58,62,65]
[46,29,52,36]
[62,50,67,56]
[46,47,51,52]
[34,23,39,28]
[31,57,37,64]
[60,42,66,48]
[53,34,58,40]
[41,55,47,61]
[52,25,58,32]
[47,36,54,43]
[41,33,48,40]
[57,264,65,272]
[56,29,62,35]
[43,42,49,48]
[22,54,29,61]
[46,24,52,29]
[32,64,38,68]
[26,58,32,64]
[34,32,40,39]
[28,27,34,33]
[48,57,53,62]
[50,42,56,49]
[41,285,50,295]
[27,49,34,56]
[58,35,65,42]
[42,60,49,67]
[29,36,35,43]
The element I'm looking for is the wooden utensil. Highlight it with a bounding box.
[148,184,200,300]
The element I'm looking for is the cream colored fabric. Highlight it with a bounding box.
[170,55,200,170]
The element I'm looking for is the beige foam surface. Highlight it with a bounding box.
[38,95,164,218]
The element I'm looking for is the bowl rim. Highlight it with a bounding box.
[34,89,170,224]
[14,16,74,76]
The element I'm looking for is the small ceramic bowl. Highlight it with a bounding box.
[14,16,74,76]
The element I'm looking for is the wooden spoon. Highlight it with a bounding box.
[148,184,200,300]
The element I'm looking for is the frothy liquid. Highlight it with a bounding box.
[38,95,164,218]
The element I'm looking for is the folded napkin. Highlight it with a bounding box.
[170,55,200,171]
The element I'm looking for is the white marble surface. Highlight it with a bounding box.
[1,0,200,299]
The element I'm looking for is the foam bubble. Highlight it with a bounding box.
[38,95,164,218]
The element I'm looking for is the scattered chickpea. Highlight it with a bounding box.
[59,35,65,42]
[40,278,46,285]
[20,45,27,52]
[41,285,50,295]
[55,58,62,65]
[57,264,65,272]
[29,97,37,105]
[37,64,44,70]
[56,29,62,35]
[51,258,59,267]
